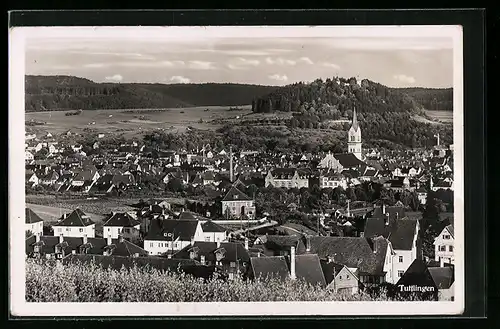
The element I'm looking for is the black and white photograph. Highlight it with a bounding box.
[9,25,464,316]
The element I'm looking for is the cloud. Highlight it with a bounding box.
[227,57,261,70]
[84,63,107,68]
[393,74,416,84]
[170,75,191,84]
[268,74,288,82]
[299,57,314,65]
[265,57,296,66]
[192,48,293,56]
[322,62,341,70]
[237,57,260,66]
[188,60,215,70]
[105,74,123,82]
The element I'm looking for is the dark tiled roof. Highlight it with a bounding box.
[263,235,307,254]
[222,186,253,202]
[290,254,326,287]
[178,211,203,221]
[333,153,366,168]
[63,254,199,273]
[307,236,388,276]
[396,259,438,291]
[25,208,44,224]
[103,212,140,227]
[428,267,454,289]
[201,221,227,233]
[250,256,290,281]
[26,236,148,257]
[364,218,418,250]
[53,209,95,227]
[174,241,250,263]
[144,219,199,241]
[445,224,454,238]
[371,206,406,221]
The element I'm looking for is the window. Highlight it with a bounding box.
[66,228,70,232]
[399,256,404,263]
[108,228,111,232]
[339,275,342,280]
[58,228,62,232]
[230,262,236,268]
[347,275,350,279]
[205,236,211,242]
[398,270,404,278]
[79,228,84,233]
[149,242,153,248]
[449,246,454,252]
[439,245,446,252]
[443,234,450,239]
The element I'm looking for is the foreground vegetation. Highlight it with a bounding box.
[26,259,418,303]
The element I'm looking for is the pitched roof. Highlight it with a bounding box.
[396,259,438,299]
[290,254,326,287]
[333,153,365,168]
[364,218,418,250]
[222,186,253,202]
[178,211,204,221]
[320,260,348,285]
[53,209,95,227]
[307,236,389,276]
[103,212,141,227]
[250,256,290,281]
[428,267,454,289]
[26,236,148,257]
[371,206,406,221]
[174,241,250,263]
[350,107,359,132]
[144,219,199,241]
[63,254,199,272]
[25,208,44,224]
[263,235,307,254]
[445,224,454,238]
[201,221,227,233]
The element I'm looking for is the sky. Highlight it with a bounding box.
[24,27,455,88]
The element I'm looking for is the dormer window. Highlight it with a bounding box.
[443,234,451,240]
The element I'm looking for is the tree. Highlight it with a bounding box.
[167,178,184,193]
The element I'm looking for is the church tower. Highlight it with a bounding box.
[348,107,362,160]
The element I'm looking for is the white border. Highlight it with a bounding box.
[9,25,464,317]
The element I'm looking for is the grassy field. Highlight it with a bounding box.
[25,105,252,137]
[424,110,453,123]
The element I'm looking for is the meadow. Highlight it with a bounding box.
[25,258,409,303]
[25,105,252,138]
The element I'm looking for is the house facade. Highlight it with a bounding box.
[102,212,141,240]
[434,224,454,265]
[221,186,256,219]
[52,209,96,238]
[144,219,204,255]
[25,208,44,236]
[265,168,309,189]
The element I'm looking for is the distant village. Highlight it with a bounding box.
[24,110,455,301]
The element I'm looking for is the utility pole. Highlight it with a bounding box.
[229,146,233,183]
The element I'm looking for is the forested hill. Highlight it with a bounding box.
[25,75,279,112]
[393,87,453,112]
[251,77,453,114]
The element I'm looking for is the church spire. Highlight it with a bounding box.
[351,107,359,131]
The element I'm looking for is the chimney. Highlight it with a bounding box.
[229,146,233,182]
[373,239,378,253]
[118,235,124,243]
[167,253,172,259]
[290,246,296,280]
[107,235,112,246]
[83,234,88,245]
[149,205,152,211]
[59,234,64,244]
[216,241,221,248]
[72,250,76,255]
[440,257,445,267]
[306,236,311,252]
[244,238,249,250]
[63,213,67,219]
[200,255,206,265]
[384,213,390,226]
[382,203,386,215]
[327,255,334,263]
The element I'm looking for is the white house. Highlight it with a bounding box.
[25,151,34,161]
[265,168,309,189]
[52,209,96,238]
[102,212,141,241]
[144,219,204,255]
[25,171,39,186]
[25,208,44,236]
[319,171,348,189]
[433,224,454,265]
[221,186,256,219]
[200,221,228,243]
[364,211,420,284]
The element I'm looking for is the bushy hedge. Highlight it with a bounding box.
[25,259,409,303]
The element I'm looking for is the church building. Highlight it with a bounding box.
[348,107,363,160]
